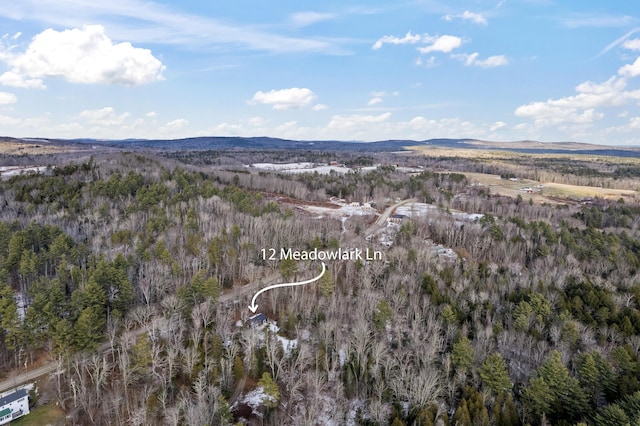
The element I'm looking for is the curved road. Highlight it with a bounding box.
[365,198,416,238]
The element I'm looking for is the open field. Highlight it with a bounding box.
[407,145,640,204]
[406,145,640,165]
[460,171,638,203]
[11,404,66,426]
[0,139,85,155]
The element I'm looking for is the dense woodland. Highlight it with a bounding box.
[1,150,640,425]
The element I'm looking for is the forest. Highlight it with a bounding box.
[1,148,640,425]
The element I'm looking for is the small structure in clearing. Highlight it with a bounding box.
[247,313,267,327]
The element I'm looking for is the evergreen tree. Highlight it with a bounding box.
[74,305,105,351]
[594,405,630,426]
[452,399,472,426]
[523,350,588,423]
[479,353,512,395]
[451,336,474,372]
[257,372,280,409]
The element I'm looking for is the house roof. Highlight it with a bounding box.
[247,313,267,325]
[0,389,27,407]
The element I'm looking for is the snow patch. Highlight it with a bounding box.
[236,386,276,417]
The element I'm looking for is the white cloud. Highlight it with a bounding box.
[490,121,507,131]
[515,76,640,127]
[462,11,488,25]
[0,114,19,125]
[290,12,335,27]
[417,35,462,54]
[619,57,640,77]
[212,122,244,135]
[247,116,269,127]
[372,32,462,55]
[0,25,165,88]
[0,0,343,55]
[146,111,157,118]
[250,87,316,110]
[276,120,298,132]
[328,112,391,132]
[417,56,438,68]
[399,116,487,139]
[455,52,508,67]
[623,38,640,51]
[598,28,640,57]
[562,14,636,29]
[312,104,328,111]
[368,97,383,106]
[603,116,640,135]
[444,11,488,25]
[373,32,421,50]
[475,55,508,68]
[79,107,130,126]
[206,114,501,142]
[0,91,17,104]
[162,118,188,130]
[0,71,44,89]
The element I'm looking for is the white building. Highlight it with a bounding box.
[0,388,29,425]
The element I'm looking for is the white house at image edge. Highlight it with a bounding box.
[0,388,29,425]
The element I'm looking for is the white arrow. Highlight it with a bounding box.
[248,262,326,313]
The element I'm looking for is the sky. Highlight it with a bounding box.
[0,1,639,145]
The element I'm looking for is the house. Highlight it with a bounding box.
[0,388,29,425]
[389,214,408,223]
[247,313,267,327]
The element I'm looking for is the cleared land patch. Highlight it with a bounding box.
[460,171,637,204]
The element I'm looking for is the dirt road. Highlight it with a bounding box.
[365,198,416,238]
[0,271,284,393]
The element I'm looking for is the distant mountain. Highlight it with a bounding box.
[66,136,431,151]
[64,136,493,152]
[5,136,640,158]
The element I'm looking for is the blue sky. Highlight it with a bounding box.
[0,0,639,145]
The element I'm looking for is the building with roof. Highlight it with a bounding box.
[0,388,29,424]
[389,213,408,223]
[247,312,267,326]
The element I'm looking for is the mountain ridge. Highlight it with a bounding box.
[3,135,640,157]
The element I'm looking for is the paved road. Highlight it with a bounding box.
[0,271,284,394]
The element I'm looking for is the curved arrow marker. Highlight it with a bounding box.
[248,262,326,313]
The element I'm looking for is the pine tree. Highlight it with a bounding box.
[524,350,588,423]
[258,372,280,408]
[594,405,630,426]
[318,269,334,297]
[453,399,472,426]
[74,305,105,351]
[479,353,512,395]
[451,336,474,372]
